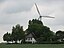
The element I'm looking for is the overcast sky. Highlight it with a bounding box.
[0,0,64,43]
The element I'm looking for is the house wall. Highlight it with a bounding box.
[25,37,36,43]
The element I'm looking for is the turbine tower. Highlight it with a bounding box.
[35,3,55,21]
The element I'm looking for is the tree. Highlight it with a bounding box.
[27,19,54,43]
[3,32,11,43]
[56,30,64,42]
[12,24,24,43]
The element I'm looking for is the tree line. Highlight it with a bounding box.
[3,24,25,43]
[3,19,64,44]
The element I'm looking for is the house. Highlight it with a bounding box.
[25,33,36,43]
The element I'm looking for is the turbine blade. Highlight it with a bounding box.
[35,3,41,16]
[41,16,55,18]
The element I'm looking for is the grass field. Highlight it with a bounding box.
[0,43,64,48]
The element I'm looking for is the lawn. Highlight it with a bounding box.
[0,43,64,48]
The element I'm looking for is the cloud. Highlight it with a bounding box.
[0,0,64,30]
[0,0,5,2]
[1,0,34,14]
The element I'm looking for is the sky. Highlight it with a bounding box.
[0,0,64,43]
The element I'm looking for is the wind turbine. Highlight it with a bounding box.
[35,3,55,21]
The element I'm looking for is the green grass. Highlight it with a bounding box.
[0,43,64,48]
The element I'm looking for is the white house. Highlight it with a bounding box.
[25,33,36,43]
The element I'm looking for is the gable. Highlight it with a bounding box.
[25,33,33,38]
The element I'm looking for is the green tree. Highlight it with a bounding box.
[56,30,64,42]
[27,19,54,43]
[12,24,24,43]
[3,32,11,43]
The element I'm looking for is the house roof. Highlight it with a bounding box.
[25,32,36,39]
[25,33,33,38]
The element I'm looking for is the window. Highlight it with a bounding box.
[31,38,32,40]
[26,38,27,40]
[28,38,30,40]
